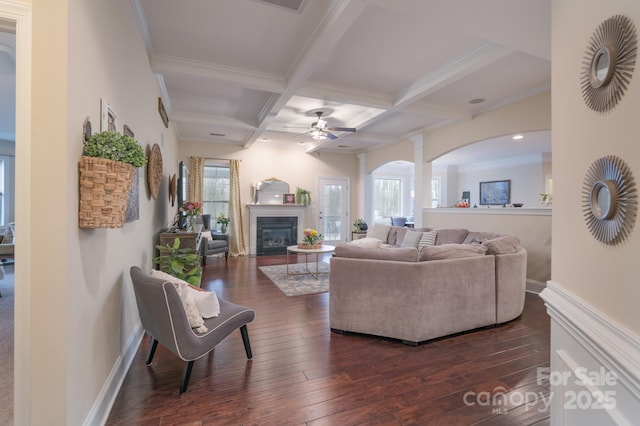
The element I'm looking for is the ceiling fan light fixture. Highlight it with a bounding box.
[311,129,327,140]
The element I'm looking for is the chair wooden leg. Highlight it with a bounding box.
[180,361,194,394]
[146,338,158,365]
[240,325,252,359]
[225,251,229,261]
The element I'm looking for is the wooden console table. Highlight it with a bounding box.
[158,224,204,261]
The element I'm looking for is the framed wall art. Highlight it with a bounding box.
[479,180,511,206]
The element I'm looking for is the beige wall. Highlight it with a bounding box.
[552,1,640,334]
[365,139,415,174]
[179,140,358,236]
[424,209,551,283]
[28,0,177,424]
[425,91,551,162]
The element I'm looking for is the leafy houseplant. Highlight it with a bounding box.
[78,131,147,228]
[353,218,368,231]
[154,237,202,286]
[296,187,311,206]
[83,131,147,167]
[217,212,230,232]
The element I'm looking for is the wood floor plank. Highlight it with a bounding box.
[106,255,550,425]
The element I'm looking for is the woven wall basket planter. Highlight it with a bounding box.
[78,156,135,228]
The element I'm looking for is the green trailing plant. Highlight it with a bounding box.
[83,131,147,167]
[153,237,202,286]
[296,187,311,206]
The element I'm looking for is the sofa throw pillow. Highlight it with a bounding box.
[188,285,220,318]
[150,270,208,333]
[484,235,521,255]
[367,223,391,243]
[418,230,437,249]
[347,237,382,248]
[400,230,422,248]
[419,243,487,261]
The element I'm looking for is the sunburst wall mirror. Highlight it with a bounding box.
[582,156,637,245]
[581,15,637,113]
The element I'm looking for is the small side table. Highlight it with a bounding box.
[286,245,335,279]
[352,231,367,241]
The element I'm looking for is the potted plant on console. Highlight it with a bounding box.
[216,212,230,233]
[154,237,202,286]
[79,130,147,228]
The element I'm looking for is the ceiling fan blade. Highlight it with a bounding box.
[327,132,338,140]
[327,127,356,132]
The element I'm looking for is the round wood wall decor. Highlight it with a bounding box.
[581,155,637,245]
[147,143,163,199]
[580,15,637,113]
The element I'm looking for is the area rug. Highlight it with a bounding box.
[259,263,330,296]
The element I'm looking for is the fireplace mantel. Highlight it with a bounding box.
[247,204,306,255]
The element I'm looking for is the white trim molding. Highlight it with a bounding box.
[540,282,640,425]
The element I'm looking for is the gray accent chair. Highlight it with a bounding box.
[129,266,255,393]
[202,232,229,264]
[390,216,407,227]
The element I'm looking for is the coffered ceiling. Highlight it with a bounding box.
[133,0,551,155]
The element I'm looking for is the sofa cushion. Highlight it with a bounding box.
[434,228,469,245]
[400,230,423,248]
[388,226,407,246]
[419,243,487,261]
[484,235,521,255]
[334,245,418,262]
[347,237,382,248]
[462,231,503,244]
[367,223,391,242]
[418,230,437,249]
[388,226,430,245]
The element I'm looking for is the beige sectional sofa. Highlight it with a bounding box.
[329,225,527,345]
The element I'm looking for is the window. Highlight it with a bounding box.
[374,178,401,223]
[202,164,229,229]
[431,176,442,208]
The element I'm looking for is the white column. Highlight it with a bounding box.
[411,134,425,228]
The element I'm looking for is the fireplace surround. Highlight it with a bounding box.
[247,204,306,255]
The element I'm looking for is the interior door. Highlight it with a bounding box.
[317,177,349,246]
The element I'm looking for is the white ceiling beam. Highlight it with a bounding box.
[243,0,368,148]
[393,43,513,108]
[171,110,258,130]
[150,54,286,94]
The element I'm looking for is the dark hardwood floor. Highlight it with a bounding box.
[106,254,550,425]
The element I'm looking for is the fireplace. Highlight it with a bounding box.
[247,204,306,255]
[256,216,297,255]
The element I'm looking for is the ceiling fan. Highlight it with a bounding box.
[306,111,356,140]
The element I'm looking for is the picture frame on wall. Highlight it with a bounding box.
[479,180,511,205]
[283,193,296,204]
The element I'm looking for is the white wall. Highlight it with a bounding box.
[458,154,546,208]
[26,1,178,424]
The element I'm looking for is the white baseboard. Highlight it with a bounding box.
[82,323,144,426]
[526,278,547,294]
[540,282,640,425]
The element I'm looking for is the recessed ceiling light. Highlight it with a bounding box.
[512,134,524,140]
[469,98,485,104]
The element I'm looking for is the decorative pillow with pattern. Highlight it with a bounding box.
[418,230,437,249]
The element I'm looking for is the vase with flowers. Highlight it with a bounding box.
[298,228,323,249]
[179,201,202,231]
[217,212,230,233]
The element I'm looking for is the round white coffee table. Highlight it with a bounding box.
[286,245,335,279]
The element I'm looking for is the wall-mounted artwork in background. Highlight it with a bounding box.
[479,180,511,205]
